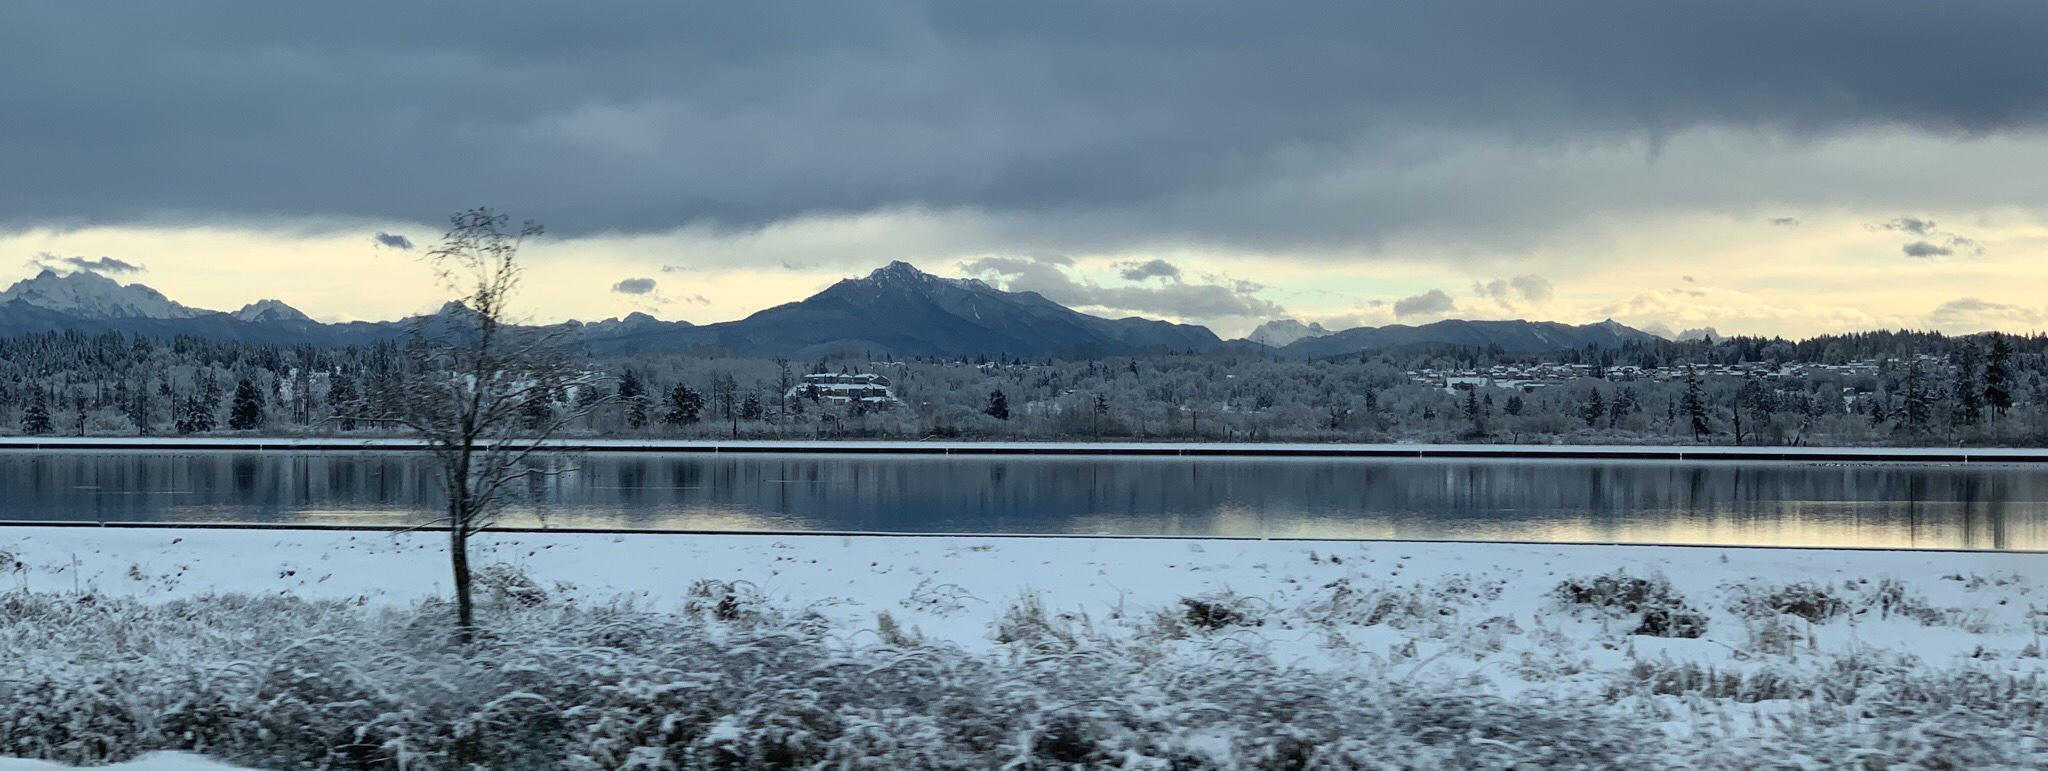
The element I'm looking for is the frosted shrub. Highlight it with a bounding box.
[1177,591,1264,632]
[0,587,2043,769]
[1551,571,1708,638]
[992,593,1078,650]
[1726,581,1848,623]
[1307,575,1502,639]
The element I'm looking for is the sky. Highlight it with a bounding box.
[3,1,2046,340]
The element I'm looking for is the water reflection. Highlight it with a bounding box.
[0,451,2043,550]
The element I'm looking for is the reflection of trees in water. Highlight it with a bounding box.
[2,453,2044,548]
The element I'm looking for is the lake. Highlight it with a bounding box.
[1,450,2044,550]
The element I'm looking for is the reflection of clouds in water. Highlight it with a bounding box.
[1068,497,2048,550]
[489,506,804,533]
[9,452,2048,550]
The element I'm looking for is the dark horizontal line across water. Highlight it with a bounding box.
[1,438,2044,463]
[2,519,2041,555]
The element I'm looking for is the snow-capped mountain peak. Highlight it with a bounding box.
[841,260,997,298]
[0,269,205,320]
[1247,318,1333,347]
[232,299,313,324]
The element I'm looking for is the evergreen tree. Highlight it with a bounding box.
[19,387,52,436]
[1608,387,1635,428]
[985,389,1010,421]
[1504,394,1525,416]
[1581,388,1606,428]
[229,378,265,431]
[1739,373,1775,417]
[1901,360,1933,436]
[1983,333,2013,417]
[1869,399,1888,427]
[663,383,703,425]
[329,373,359,431]
[175,393,216,434]
[741,391,764,421]
[1950,342,1983,427]
[1682,368,1709,441]
[127,379,155,435]
[520,383,556,430]
[1462,387,1487,435]
[619,370,649,429]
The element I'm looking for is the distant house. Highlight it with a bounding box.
[790,373,902,410]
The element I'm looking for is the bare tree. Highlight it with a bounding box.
[398,208,596,643]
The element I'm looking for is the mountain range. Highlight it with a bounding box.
[0,263,1659,358]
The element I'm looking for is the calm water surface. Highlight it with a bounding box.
[1,450,2044,549]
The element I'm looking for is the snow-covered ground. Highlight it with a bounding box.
[2,526,2045,768]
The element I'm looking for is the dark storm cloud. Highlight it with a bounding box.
[372,232,414,250]
[61,256,144,275]
[1769,217,1800,227]
[3,1,2047,246]
[960,256,1280,320]
[1116,258,1182,282]
[611,277,658,295]
[1393,289,1456,318]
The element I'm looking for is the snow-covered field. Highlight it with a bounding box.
[2,526,2045,768]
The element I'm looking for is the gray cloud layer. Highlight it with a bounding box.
[1902,241,1952,258]
[1928,297,2042,328]
[1116,258,1182,282]
[1874,216,1984,258]
[1394,289,1456,318]
[1474,274,1553,309]
[611,277,658,295]
[62,256,144,275]
[961,256,1281,320]
[4,1,2046,245]
[372,232,414,250]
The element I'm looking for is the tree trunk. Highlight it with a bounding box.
[450,499,475,646]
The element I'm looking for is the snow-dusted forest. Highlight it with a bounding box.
[0,527,2043,768]
[1,329,2044,446]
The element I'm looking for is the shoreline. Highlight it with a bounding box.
[2,436,2045,462]
[2,519,2042,554]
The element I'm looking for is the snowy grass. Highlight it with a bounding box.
[1,528,2045,768]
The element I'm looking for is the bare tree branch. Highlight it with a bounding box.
[396,207,604,645]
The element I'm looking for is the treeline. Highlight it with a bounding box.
[0,328,2044,446]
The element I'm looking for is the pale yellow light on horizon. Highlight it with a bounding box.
[1,201,2044,340]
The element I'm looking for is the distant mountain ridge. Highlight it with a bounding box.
[0,269,205,320]
[1278,318,1660,357]
[574,261,1223,358]
[0,265,1660,358]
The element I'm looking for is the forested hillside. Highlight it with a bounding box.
[1,329,2044,446]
